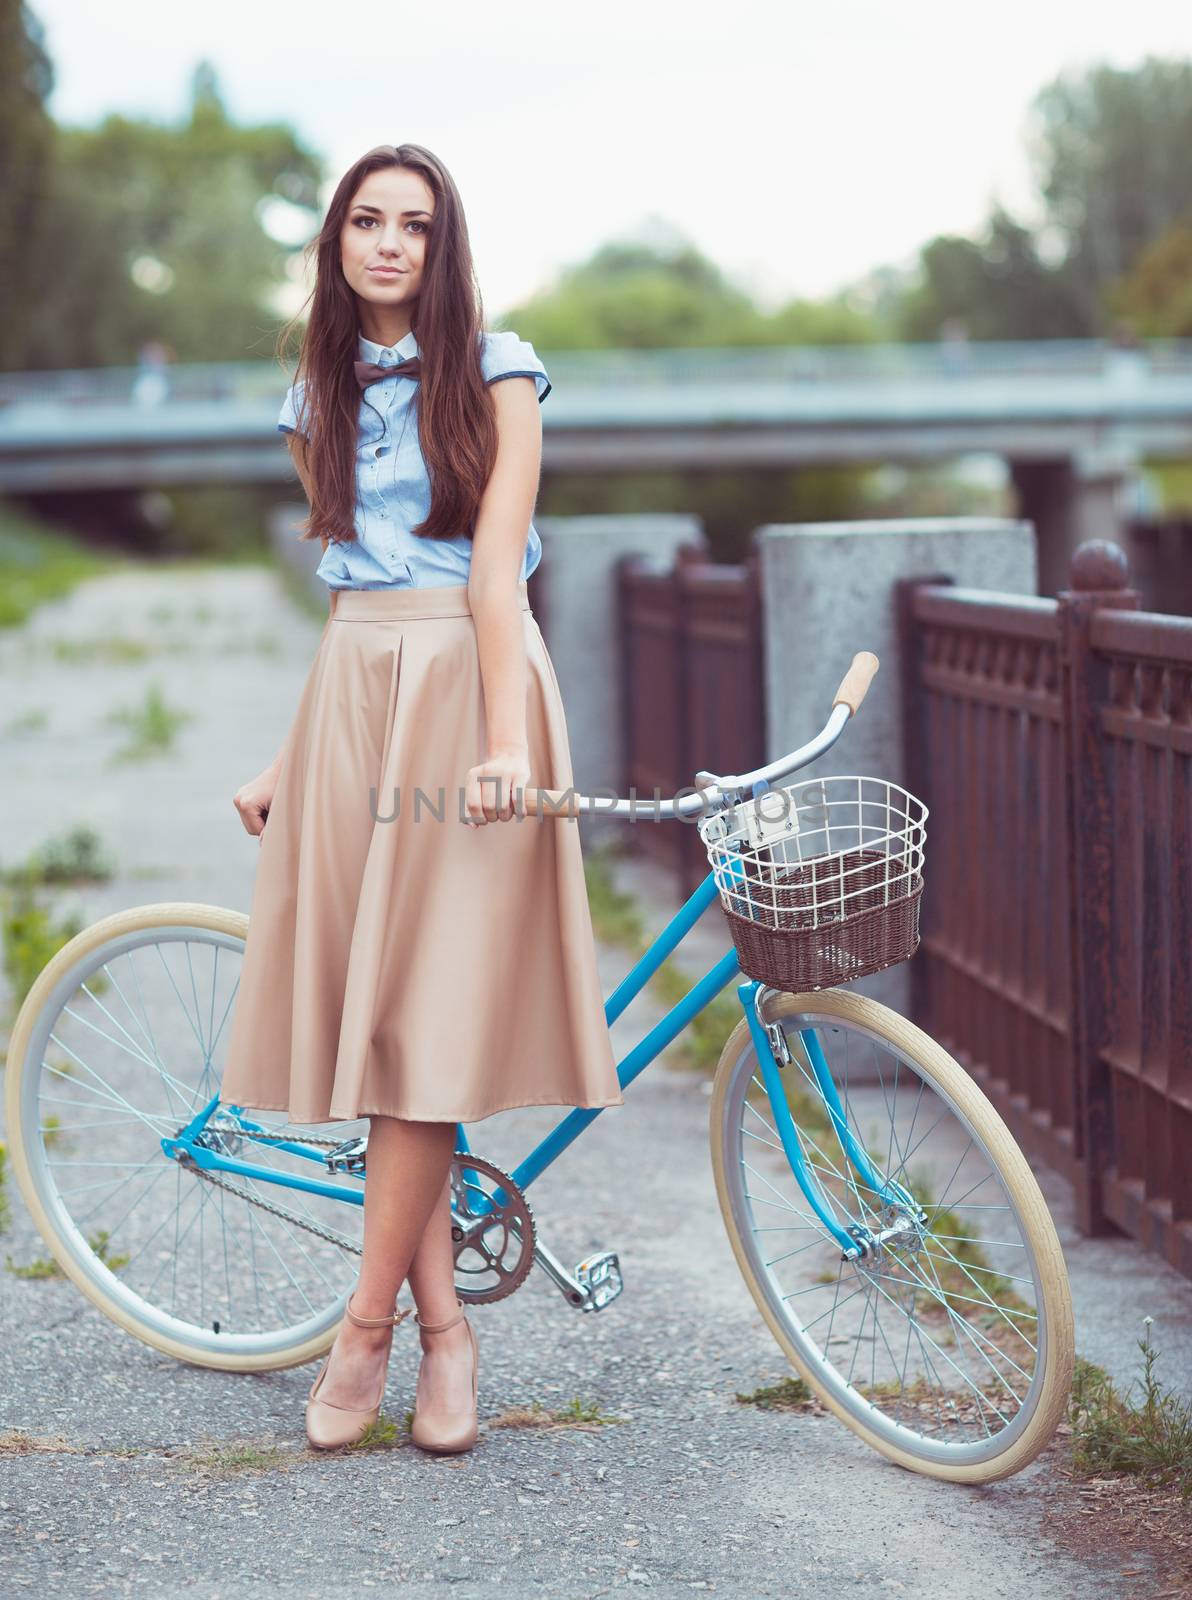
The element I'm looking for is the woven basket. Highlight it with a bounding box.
[699,776,928,993]
[720,846,923,991]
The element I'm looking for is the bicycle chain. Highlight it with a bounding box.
[183,1159,364,1253]
[180,1129,366,1254]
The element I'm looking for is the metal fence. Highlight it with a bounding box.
[900,540,1192,1278]
[617,542,765,896]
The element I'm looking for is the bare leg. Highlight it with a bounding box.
[406,1163,476,1414]
[314,1115,457,1411]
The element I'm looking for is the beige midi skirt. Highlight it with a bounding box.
[219,580,625,1125]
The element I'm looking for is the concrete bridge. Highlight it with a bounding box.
[3,338,1191,595]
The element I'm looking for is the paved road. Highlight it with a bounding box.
[1,564,1187,1597]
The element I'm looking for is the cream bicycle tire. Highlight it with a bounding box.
[5,902,355,1372]
[709,987,1075,1484]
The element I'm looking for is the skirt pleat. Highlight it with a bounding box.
[219,581,625,1124]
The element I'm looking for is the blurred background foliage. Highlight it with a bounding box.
[3,0,1192,562]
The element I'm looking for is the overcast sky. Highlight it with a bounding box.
[29,1,1191,317]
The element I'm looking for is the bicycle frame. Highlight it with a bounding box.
[165,660,893,1260]
[166,867,913,1263]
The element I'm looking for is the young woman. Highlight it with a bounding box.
[220,143,624,1455]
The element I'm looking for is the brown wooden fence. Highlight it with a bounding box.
[618,542,765,897]
[900,540,1192,1279]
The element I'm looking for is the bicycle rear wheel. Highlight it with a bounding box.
[5,903,363,1370]
[710,987,1074,1483]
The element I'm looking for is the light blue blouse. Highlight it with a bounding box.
[278,328,552,590]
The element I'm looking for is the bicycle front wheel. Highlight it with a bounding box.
[5,902,364,1371]
[710,987,1074,1484]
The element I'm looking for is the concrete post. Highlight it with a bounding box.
[757,516,1037,1015]
[534,514,704,846]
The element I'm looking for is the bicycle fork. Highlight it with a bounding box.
[741,980,924,1261]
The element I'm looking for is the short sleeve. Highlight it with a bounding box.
[480,330,551,404]
[277,377,308,437]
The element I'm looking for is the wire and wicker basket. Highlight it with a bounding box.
[698,775,928,992]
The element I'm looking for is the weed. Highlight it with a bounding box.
[107,681,193,761]
[0,879,87,1013]
[49,637,150,665]
[1069,1321,1192,1495]
[172,1440,293,1475]
[4,708,48,736]
[488,1397,624,1431]
[1,826,114,888]
[6,1228,129,1279]
[0,514,118,630]
[347,1413,402,1451]
[583,843,736,1073]
[735,1376,815,1411]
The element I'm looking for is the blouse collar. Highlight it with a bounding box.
[357,327,420,365]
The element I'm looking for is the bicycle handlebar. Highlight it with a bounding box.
[502,651,880,821]
[832,651,880,716]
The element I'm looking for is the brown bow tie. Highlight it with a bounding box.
[354,356,421,388]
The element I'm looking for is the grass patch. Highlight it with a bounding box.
[171,1439,294,1476]
[0,825,115,889]
[1069,1322,1192,1496]
[0,1428,81,1456]
[0,1429,143,1459]
[0,506,123,629]
[347,1412,404,1451]
[0,878,88,1015]
[4,707,49,736]
[48,636,151,665]
[735,1375,815,1411]
[6,1227,130,1278]
[488,1397,624,1431]
[106,680,194,761]
[0,1142,9,1236]
[583,841,737,1073]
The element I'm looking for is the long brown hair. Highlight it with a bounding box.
[276,143,498,546]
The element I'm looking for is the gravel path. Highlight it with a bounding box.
[1,564,1186,1598]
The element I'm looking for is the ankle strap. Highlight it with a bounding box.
[414,1297,466,1334]
[345,1290,413,1328]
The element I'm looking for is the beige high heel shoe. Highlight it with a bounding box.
[410,1298,479,1454]
[305,1291,413,1450]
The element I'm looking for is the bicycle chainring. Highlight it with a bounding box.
[448,1151,537,1305]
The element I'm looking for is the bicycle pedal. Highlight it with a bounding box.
[573,1250,623,1311]
[324,1135,368,1174]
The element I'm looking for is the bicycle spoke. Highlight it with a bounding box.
[718,998,1068,1470]
[13,920,361,1357]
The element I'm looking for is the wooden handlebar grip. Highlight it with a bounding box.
[832,651,880,715]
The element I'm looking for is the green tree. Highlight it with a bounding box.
[507,227,882,350]
[0,0,56,369]
[896,205,1087,341]
[1029,55,1192,329]
[1107,213,1192,336]
[19,59,320,369]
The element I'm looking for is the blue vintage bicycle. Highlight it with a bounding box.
[6,652,1074,1483]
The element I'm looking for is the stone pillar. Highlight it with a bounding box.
[757,516,1037,1016]
[534,514,704,846]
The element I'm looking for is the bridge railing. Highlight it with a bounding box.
[4,337,1192,409]
[899,541,1192,1279]
[616,539,765,895]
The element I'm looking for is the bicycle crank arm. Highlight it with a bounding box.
[533,1236,624,1312]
